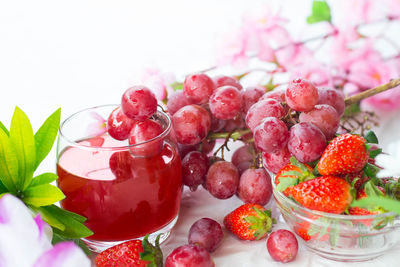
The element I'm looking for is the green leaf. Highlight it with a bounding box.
[9,107,36,190]
[369,148,382,159]
[344,103,361,117]
[276,177,298,192]
[0,180,8,194]
[351,196,400,215]
[38,205,93,238]
[363,163,380,178]
[306,0,332,24]
[0,130,19,192]
[52,233,92,256]
[364,130,378,144]
[170,82,183,91]
[22,184,65,207]
[29,173,58,187]
[0,121,9,136]
[34,108,61,169]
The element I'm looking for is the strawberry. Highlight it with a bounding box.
[95,235,163,267]
[288,176,353,214]
[224,203,276,241]
[275,157,314,195]
[318,134,369,176]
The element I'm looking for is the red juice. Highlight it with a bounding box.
[57,134,182,241]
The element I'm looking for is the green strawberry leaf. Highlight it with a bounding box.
[351,196,400,215]
[363,163,380,178]
[0,180,8,194]
[369,148,382,159]
[140,234,163,267]
[364,181,384,197]
[38,205,93,238]
[329,220,339,247]
[52,233,92,256]
[9,107,36,190]
[0,129,19,193]
[34,108,61,170]
[364,130,378,144]
[281,170,302,176]
[276,177,298,192]
[306,0,332,24]
[22,184,65,207]
[0,121,9,136]
[244,216,259,224]
[29,173,58,187]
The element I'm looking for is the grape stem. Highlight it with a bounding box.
[208,129,251,141]
[344,78,400,106]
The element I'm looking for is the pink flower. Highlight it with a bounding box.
[382,0,400,18]
[276,43,313,69]
[86,111,107,137]
[289,60,333,87]
[340,0,383,26]
[216,29,249,68]
[140,67,176,101]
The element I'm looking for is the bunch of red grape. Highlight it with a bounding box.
[168,73,345,206]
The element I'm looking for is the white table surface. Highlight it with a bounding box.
[1,1,400,266]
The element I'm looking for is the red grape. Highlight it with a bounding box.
[262,146,291,174]
[182,151,209,191]
[236,161,252,175]
[254,117,289,153]
[172,104,211,145]
[128,119,164,156]
[245,98,285,131]
[205,161,239,199]
[285,78,318,112]
[198,139,216,155]
[183,74,215,104]
[241,86,265,113]
[299,104,340,139]
[231,145,253,167]
[109,151,132,180]
[188,218,224,252]
[107,106,135,140]
[209,86,242,120]
[167,91,194,116]
[238,168,272,205]
[177,143,197,159]
[165,244,214,267]
[317,87,345,116]
[223,117,246,132]
[213,75,242,90]
[121,86,157,121]
[267,229,298,263]
[259,90,286,103]
[210,115,226,132]
[288,122,327,163]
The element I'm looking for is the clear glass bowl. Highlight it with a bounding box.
[272,179,400,262]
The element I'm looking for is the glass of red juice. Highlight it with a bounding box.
[56,105,182,252]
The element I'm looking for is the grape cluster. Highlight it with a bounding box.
[169,73,345,206]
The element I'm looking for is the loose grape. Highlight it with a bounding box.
[231,145,253,167]
[121,86,157,121]
[209,86,242,120]
[267,229,298,263]
[262,146,291,174]
[254,117,289,153]
[259,90,286,103]
[182,151,209,191]
[238,168,272,205]
[107,106,135,140]
[213,75,243,90]
[165,244,214,267]
[183,74,215,104]
[167,91,194,116]
[188,218,224,252]
[236,161,252,175]
[299,104,340,139]
[241,86,265,113]
[288,122,327,163]
[245,98,285,132]
[205,161,239,199]
[317,87,345,116]
[285,78,318,112]
[172,104,211,145]
[128,119,164,157]
[109,151,133,180]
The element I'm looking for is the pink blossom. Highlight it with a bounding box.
[215,29,249,68]
[341,0,383,26]
[289,60,332,87]
[276,43,313,69]
[140,67,176,101]
[382,0,400,18]
[86,111,107,137]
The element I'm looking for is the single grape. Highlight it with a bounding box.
[245,98,286,131]
[182,151,209,191]
[262,146,291,174]
[109,151,133,180]
[238,168,272,205]
[172,104,211,145]
[267,229,298,263]
[205,161,239,199]
[288,122,327,163]
[198,139,216,155]
[121,85,157,121]
[223,117,246,132]
[183,74,215,104]
[177,143,197,159]
[128,119,164,156]
[210,115,226,132]
[167,91,194,116]
[236,161,252,175]
[299,104,340,139]
[188,218,224,252]
[241,86,265,113]
[209,86,242,120]
[285,78,318,112]
[213,75,243,90]
[254,117,289,153]
[259,90,286,103]
[107,106,135,140]
[317,87,345,116]
[165,244,214,267]
[231,145,253,167]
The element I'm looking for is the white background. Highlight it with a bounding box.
[1,0,400,266]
